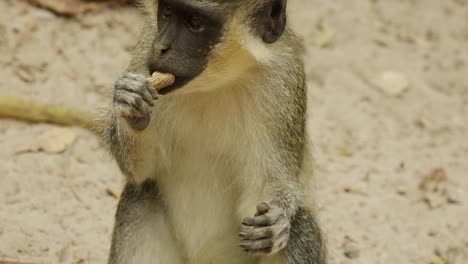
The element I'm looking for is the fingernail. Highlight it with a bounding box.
[239,242,249,248]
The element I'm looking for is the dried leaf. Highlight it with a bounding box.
[419,168,452,209]
[373,71,409,97]
[106,186,122,199]
[15,21,39,48]
[341,236,360,259]
[25,0,102,17]
[57,244,72,263]
[72,249,88,264]
[315,18,335,48]
[14,64,36,83]
[431,247,461,264]
[317,28,335,48]
[17,127,76,154]
[338,145,353,157]
[0,258,43,264]
[343,186,368,196]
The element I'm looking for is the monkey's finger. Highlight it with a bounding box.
[128,115,151,131]
[141,87,156,106]
[117,79,154,107]
[270,231,289,253]
[116,75,147,92]
[115,104,149,124]
[240,239,274,254]
[243,207,284,227]
[115,104,135,119]
[134,81,155,106]
[255,203,270,216]
[129,86,154,107]
[116,102,151,130]
[242,215,274,227]
[115,93,151,118]
[239,226,274,240]
[132,95,152,117]
[147,87,160,100]
[124,73,148,83]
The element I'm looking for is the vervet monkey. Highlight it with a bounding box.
[102,0,326,263]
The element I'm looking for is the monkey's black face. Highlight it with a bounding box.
[148,0,289,94]
[148,0,226,94]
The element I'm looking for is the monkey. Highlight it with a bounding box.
[101,0,327,263]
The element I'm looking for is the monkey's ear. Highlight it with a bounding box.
[254,0,287,44]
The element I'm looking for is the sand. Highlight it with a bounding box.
[0,0,467,263]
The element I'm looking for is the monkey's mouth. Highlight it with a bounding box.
[157,76,191,95]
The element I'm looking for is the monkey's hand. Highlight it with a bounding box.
[113,73,158,131]
[239,202,290,255]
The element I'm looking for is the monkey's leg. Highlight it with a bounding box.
[108,180,184,264]
[287,207,326,264]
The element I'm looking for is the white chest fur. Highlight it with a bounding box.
[147,88,269,263]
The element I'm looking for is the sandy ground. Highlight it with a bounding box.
[1,0,467,263]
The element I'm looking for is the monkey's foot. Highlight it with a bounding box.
[239,203,290,255]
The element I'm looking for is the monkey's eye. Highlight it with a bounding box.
[186,14,206,33]
[162,6,172,19]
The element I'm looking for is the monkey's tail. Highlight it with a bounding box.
[0,96,98,134]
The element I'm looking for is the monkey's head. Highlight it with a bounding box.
[145,0,289,94]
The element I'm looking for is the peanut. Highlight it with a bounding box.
[147,72,175,91]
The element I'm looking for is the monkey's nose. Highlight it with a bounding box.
[160,46,171,55]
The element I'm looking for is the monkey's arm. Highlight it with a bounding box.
[247,150,326,262]
[267,168,303,218]
[102,85,158,182]
[127,21,154,76]
[239,158,304,255]
[101,22,159,182]
[239,70,308,255]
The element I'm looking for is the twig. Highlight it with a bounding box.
[0,258,43,264]
[23,0,101,17]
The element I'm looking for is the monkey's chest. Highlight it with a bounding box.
[152,94,263,263]
[156,153,256,264]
